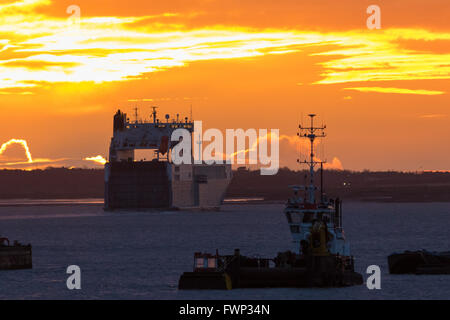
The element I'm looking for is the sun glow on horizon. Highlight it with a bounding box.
[84,155,107,165]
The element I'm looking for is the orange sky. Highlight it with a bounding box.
[0,0,449,171]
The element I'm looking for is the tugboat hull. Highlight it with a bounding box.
[179,269,363,290]
[388,251,450,274]
[179,272,232,290]
[178,252,363,290]
[239,267,363,288]
[0,245,32,270]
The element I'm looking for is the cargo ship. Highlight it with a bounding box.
[388,250,450,274]
[178,114,363,289]
[0,237,32,270]
[104,107,232,210]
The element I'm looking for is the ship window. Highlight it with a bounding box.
[290,213,304,223]
[286,212,292,223]
[290,225,300,233]
[175,166,180,172]
[175,174,180,181]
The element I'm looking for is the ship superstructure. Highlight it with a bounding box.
[284,114,350,257]
[104,107,231,210]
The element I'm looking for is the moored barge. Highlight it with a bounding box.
[388,250,450,274]
[0,237,32,270]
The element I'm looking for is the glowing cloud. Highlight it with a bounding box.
[225,132,300,161]
[344,87,445,95]
[0,0,449,92]
[314,29,450,85]
[419,114,448,119]
[0,0,50,13]
[323,157,344,171]
[84,155,107,165]
[0,139,33,163]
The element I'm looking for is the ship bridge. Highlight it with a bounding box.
[109,107,194,162]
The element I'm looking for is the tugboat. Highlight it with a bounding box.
[0,236,32,270]
[178,115,363,289]
[388,250,450,274]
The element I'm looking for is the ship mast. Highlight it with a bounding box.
[298,114,326,204]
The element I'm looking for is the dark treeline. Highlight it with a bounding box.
[0,167,449,202]
[228,168,450,202]
[0,167,104,199]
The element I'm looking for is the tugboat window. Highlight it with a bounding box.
[207,258,216,268]
[303,212,314,223]
[196,258,204,268]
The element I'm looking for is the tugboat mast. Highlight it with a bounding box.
[298,114,326,204]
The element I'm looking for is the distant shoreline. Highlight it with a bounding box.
[0,198,449,208]
[0,198,103,207]
[0,167,449,203]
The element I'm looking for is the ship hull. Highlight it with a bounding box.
[104,161,231,210]
[0,245,32,270]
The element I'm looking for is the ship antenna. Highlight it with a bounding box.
[299,114,326,204]
[320,161,324,203]
[151,106,158,124]
[196,133,202,162]
[133,106,139,123]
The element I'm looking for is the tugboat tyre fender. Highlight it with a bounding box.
[224,273,233,290]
